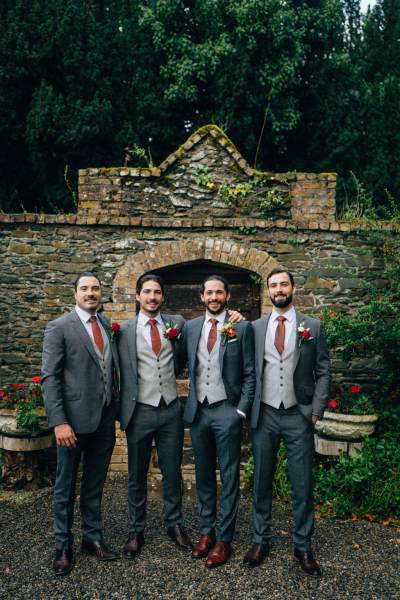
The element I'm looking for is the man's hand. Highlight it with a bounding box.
[228,309,245,323]
[311,415,319,426]
[54,423,77,448]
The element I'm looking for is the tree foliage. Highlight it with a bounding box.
[0,0,399,213]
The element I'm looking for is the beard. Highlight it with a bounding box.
[270,293,293,309]
[204,300,228,315]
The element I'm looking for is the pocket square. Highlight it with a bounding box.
[227,338,238,344]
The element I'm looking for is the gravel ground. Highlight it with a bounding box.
[0,474,399,600]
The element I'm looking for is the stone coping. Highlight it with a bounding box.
[1,213,399,232]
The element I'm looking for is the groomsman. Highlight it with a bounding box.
[182,275,255,568]
[118,274,192,558]
[42,272,119,575]
[243,268,330,577]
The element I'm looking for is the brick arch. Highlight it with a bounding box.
[105,239,280,320]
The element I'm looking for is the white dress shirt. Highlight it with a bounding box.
[268,306,296,347]
[75,305,107,348]
[137,311,164,347]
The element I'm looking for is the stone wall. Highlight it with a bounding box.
[1,125,399,476]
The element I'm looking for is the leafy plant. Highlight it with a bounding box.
[327,384,375,415]
[237,226,258,235]
[0,377,45,436]
[258,188,286,217]
[193,165,215,189]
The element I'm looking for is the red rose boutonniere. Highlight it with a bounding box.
[219,322,237,345]
[297,321,313,347]
[163,322,181,341]
[110,322,121,340]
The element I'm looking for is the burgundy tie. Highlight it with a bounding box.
[274,315,286,355]
[207,319,218,354]
[89,315,104,354]
[148,319,161,356]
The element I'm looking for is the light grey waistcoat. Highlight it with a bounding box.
[262,323,297,409]
[195,335,227,405]
[136,329,177,406]
[93,334,113,406]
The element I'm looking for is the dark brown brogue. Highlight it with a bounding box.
[81,539,118,561]
[243,543,270,568]
[294,548,322,577]
[167,524,193,550]
[191,533,216,559]
[122,532,145,559]
[53,548,74,576]
[205,541,231,568]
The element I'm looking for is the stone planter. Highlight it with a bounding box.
[0,408,55,489]
[315,411,378,441]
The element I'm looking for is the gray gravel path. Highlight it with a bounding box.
[0,475,399,600]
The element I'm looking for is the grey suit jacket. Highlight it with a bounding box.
[182,316,256,424]
[41,310,120,434]
[250,310,330,428]
[118,313,185,430]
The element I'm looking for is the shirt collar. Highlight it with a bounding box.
[271,306,296,323]
[205,310,226,324]
[75,305,98,323]
[138,310,162,326]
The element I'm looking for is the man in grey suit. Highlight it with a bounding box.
[118,274,192,559]
[182,275,255,568]
[42,272,120,576]
[243,268,330,577]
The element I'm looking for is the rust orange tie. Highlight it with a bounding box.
[148,319,161,356]
[207,319,219,354]
[274,315,286,355]
[89,315,104,354]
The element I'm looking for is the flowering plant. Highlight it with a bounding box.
[219,322,237,344]
[327,384,375,415]
[109,322,121,340]
[0,376,45,435]
[297,321,313,347]
[163,322,181,341]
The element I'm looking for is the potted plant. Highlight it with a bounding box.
[0,376,49,437]
[315,384,378,441]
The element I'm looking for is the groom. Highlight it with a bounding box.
[243,268,330,577]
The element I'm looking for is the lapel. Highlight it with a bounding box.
[218,312,229,373]
[257,315,270,374]
[161,313,178,370]
[97,313,118,367]
[189,316,205,373]
[126,317,138,375]
[293,309,302,370]
[70,310,101,370]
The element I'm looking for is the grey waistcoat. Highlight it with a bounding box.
[262,324,297,409]
[195,334,227,405]
[136,329,177,406]
[93,334,113,406]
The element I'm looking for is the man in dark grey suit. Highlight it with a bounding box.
[182,275,255,568]
[42,272,120,576]
[118,274,192,559]
[243,268,330,577]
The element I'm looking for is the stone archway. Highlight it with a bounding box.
[103,238,280,322]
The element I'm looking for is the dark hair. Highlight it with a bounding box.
[74,272,101,291]
[266,268,294,287]
[200,274,230,294]
[136,273,165,294]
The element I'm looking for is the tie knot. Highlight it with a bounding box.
[277,315,286,323]
[148,319,157,326]
[209,318,218,325]
[89,315,97,323]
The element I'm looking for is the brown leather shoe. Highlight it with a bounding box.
[81,539,118,561]
[205,541,231,568]
[53,548,74,576]
[167,524,193,550]
[294,548,322,577]
[191,533,216,559]
[243,543,270,568]
[122,532,145,559]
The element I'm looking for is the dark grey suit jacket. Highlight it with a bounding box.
[41,309,120,434]
[118,313,185,430]
[250,310,330,428]
[182,316,256,424]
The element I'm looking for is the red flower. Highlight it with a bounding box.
[301,329,312,340]
[166,328,180,340]
[328,399,338,410]
[32,376,41,384]
[111,322,121,334]
[226,328,237,339]
[0,390,4,397]
[12,383,25,389]
[351,385,361,394]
